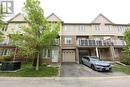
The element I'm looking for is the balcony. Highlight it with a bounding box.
[77,39,126,47]
[0,40,12,46]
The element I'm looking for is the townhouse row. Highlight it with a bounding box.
[0,13,129,63]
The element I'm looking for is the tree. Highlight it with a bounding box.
[124,29,130,55]
[0,9,4,42]
[118,29,130,65]
[11,0,60,70]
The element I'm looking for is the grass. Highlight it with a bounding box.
[0,62,59,77]
[112,64,130,75]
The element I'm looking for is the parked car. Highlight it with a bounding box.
[81,56,112,71]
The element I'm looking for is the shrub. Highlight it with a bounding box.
[119,53,130,65]
[2,55,13,61]
[0,56,4,62]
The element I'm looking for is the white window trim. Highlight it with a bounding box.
[117,26,123,32]
[65,37,72,44]
[106,25,111,31]
[0,49,10,56]
[63,25,70,32]
[95,25,100,31]
[78,25,85,32]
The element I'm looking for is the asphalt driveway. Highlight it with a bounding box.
[60,63,127,77]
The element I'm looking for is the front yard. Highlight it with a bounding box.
[0,62,59,77]
[113,64,130,75]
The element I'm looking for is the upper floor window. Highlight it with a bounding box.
[63,25,70,32]
[95,25,100,31]
[65,37,72,44]
[106,25,111,31]
[117,26,123,32]
[78,25,85,32]
[15,23,21,31]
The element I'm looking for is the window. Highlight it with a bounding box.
[2,25,7,31]
[42,49,51,58]
[78,25,85,32]
[65,37,72,44]
[83,57,90,61]
[117,26,123,32]
[63,25,70,32]
[15,23,21,31]
[95,25,100,31]
[106,25,111,31]
[0,49,10,56]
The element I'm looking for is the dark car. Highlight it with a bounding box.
[81,56,112,71]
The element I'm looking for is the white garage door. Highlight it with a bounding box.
[62,50,75,62]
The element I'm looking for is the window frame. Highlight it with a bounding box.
[78,25,85,32]
[95,25,100,31]
[64,37,72,45]
[63,25,70,32]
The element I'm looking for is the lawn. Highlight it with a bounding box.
[112,64,130,75]
[0,62,59,77]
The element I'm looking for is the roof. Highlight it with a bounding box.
[64,23,100,25]
[46,13,63,22]
[7,12,130,26]
[8,13,21,22]
[92,13,113,23]
[7,13,27,23]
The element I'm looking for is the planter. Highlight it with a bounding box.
[1,61,21,71]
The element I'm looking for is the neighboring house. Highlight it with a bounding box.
[0,13,61,63]
[60,13,130,63]
[0,13,129,63]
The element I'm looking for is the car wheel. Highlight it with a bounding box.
[91,64,95,70]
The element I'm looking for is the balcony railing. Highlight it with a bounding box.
[0,40,12,46]
[77,39,126,46]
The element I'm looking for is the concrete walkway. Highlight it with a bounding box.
[60,63,127,77]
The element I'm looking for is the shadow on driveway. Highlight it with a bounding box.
[60,63,127,77]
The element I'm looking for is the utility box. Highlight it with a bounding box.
[1,61,21,71]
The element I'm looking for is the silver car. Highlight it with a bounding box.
[81,56,112,71]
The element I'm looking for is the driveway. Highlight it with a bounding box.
[60,63,127,77]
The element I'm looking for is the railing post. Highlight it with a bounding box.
[96,47,99,57]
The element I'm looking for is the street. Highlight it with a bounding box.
[0,76,130,87]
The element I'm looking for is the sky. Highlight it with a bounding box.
[9,0,130,23]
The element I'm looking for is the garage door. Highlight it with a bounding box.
[62,50,75,62]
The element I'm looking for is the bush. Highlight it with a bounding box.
[119,53,130,65]
[2,55,13,61]
[0,56,4,62]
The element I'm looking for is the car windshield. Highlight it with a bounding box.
[90,57,100,61]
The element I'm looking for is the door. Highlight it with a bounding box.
[62,50,75,62]
[52,49,58,62]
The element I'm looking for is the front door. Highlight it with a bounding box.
[52,49,58,62]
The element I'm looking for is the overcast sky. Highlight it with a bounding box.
[12,0,130,23]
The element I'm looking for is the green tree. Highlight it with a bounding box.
[11,0,60,70]
[0,9,4,42]
[119,29,130,64]
[124,29,130,55]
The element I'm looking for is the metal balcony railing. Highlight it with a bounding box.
[0,40,12,46]
[77,39,126,46]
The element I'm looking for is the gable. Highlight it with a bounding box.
[47,13,62,22]
[8,13,26,22]
[92,14,112,23]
